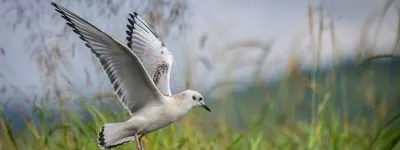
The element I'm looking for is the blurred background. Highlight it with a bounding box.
[1,0,400,149]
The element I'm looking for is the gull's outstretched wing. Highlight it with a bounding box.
[125,13,173,96]
[51,2,165,115]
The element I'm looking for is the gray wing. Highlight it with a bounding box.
[51,2,165,115]
[125,13,173,96]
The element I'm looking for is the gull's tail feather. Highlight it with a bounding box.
[98,122,135,149]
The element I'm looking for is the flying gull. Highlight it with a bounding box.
[50,2,211,150]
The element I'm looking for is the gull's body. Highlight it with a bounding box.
[122,94,194,135]
[50,2,210,150]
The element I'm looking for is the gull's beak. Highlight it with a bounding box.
[201,104,211,112]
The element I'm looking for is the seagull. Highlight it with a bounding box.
[50,2,211,150]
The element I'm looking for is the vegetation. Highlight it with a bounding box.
[1,0,400,150]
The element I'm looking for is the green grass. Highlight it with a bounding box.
[0,99,399,150]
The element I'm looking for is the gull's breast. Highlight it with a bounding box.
[133,103,186,135]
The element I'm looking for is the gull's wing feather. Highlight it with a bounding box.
[51,2,164,115]
[125,13,173,96]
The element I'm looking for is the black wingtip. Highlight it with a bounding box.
[50,1,60,10]
[51,2,61,13]
[51,2,95,53]
[134,12,138,16]
[126,25,133,30]
[61,15,72,22]
[85,43,92,49]
[126,36,131,41]
[127,18,134,25]
[125,30,132,35]
[129,13,135,19]
[72,29,80,34]
[50,1,56,7]
[80,36,88,42]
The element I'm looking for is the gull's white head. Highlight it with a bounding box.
[177,89,211,112]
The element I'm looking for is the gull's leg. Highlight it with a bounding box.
[138,135,144,149]
[135,134,142,150]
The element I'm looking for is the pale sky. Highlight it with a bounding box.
[0,0,399,98]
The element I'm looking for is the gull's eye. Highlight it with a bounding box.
[192,96,196,100]
[199,97,202,101]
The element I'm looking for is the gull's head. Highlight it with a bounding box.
[180,90,211,112]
